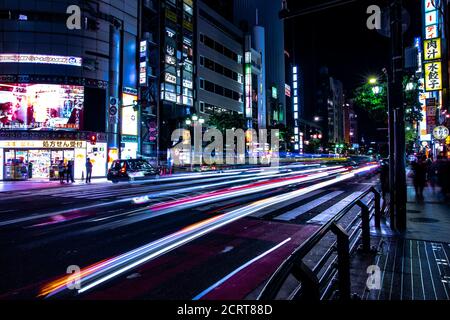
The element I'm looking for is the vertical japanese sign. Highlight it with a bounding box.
[424,61,442,91]
[292,66,301,151]
[245,52,252,119]
[421,0,444,136]
[139,40,147,86]
[423,38,441,61]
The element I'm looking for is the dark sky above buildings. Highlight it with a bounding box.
[284,0,422,143]
[285,0,422,90]
[203,0,423,141]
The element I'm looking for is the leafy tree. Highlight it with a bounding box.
[206,112,246,132]
[352,74,423,152]
[353,82,388,124]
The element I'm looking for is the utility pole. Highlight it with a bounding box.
[389,0,406,231]
[383,67,396,228]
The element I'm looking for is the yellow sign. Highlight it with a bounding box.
[424,38,441,61]
[183,20,193,32]
[166,9,177,23]
[424,61,442,91]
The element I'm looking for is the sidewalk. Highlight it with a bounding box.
[349,182,450,300]
[0,178,108,193]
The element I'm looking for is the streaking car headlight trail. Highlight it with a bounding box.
[38,164,378,298]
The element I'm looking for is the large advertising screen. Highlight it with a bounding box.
[121,93,138,136]
[0,83,84,130]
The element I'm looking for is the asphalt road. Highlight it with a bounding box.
[0,162,380,299]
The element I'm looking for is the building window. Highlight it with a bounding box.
[200,56,204,66]
[205,81,215,92]
[200,78,205,89]
[199,101,205,113]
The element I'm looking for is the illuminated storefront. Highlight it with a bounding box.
[0,137,107,181]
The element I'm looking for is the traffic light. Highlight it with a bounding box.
[89,133,97,145]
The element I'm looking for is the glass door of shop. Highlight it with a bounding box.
[49,150,76,180]
[3,149,28,180]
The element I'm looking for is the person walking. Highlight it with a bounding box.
[85,158,93,183]
[58,160,65,184]
[411,155,427,200]
[67,160,74,183]
[28,162,33,179]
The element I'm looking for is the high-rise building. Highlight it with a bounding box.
[233,0,286,127]
[315,67,345,145]
[196,1,245,119]
[0,0,139,180]
[138,0,196,164]
[343,101,358,146]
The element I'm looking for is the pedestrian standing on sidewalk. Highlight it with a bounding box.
[28,162,33,179]
[436,153,450,198]
[85,158,93,183]
[66,160,74,183]
[411,155,427,200]
[58,160,65,184]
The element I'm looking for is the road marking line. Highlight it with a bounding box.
[307,191,364,224]
[274,191,344,221]
[192,238,292,300]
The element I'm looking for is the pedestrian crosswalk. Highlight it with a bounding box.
[274,191,344,221]
[266,190,371,226]
[306,191,364,224]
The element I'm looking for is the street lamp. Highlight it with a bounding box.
[372,86,381,95]
[368,77,378,84]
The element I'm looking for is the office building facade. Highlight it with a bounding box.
[196,1,244,119]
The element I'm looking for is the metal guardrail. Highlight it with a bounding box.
[258,186,382,301]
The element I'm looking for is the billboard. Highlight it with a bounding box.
[121,93,138,136]
[0,83,84,130]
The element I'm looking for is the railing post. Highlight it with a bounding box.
[330,222,351,300]
[291,260,321,301]
[372,187,381,229]
[357,200,371,252]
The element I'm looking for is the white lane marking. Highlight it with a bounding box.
[192,238,292,300]
[274,191,344,221]
[307,191,364,224]
[250,189,323,218]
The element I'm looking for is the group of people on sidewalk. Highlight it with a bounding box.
[379,152,450,202]
[410,153,450,200]
[57,158,93,184]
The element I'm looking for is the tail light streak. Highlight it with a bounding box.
[39,164,377,298]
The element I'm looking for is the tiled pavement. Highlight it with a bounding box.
[351,184,450,300]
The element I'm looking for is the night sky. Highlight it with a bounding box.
[285,0,422,143]
[285,0,422,90]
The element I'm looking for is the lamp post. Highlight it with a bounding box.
[185,114,205,170]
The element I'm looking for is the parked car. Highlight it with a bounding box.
[107,159,157,183]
